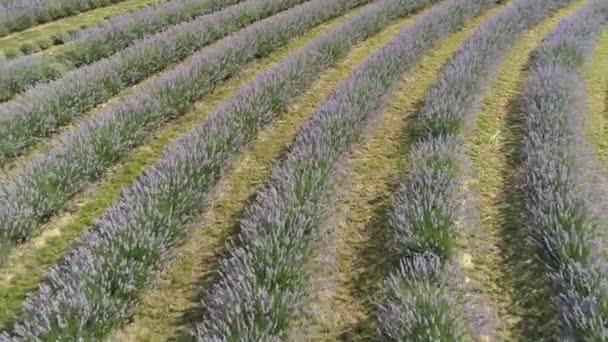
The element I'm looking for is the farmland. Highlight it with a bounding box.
[0,0,607,340]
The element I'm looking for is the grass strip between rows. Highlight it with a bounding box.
[520,1,608,338]
[374,0,579,339]
[0,0,244,102]
[191,0,505,338]
[586,29,608,166]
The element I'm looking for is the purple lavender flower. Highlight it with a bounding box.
[521,1,608,338]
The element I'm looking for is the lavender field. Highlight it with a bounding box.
[0,0,607,340]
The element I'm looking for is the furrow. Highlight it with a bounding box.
[586,29,608,166]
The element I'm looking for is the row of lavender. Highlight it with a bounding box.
[0,0,130,36]
[375,0,576,339]
[0,0,424,338]
[521,0,608,338]
[0,0,243,102]
[0,0,311,164]
[192,0,505,339]
[0,0,367,261]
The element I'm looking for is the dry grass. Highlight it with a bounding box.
[586,29,608,166]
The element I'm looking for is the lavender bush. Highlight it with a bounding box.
[0,0,130,35]
[377,253,464,340]
[375,0,577,339]
[0,0,429,338]
[521,1,608,338]
[0,0,243,101]
[0,0,367,256]
[193,0,504,339]
[0,54,68,102]
[0,0,309,163]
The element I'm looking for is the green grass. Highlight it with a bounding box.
[586,29,608,166]
[0,0,164,58]
[302,4,511,341]
[465,1,588,340]
[0,14,350,330]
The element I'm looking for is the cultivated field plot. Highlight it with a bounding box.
[0,0,607,340]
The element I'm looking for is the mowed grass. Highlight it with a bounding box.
[0,13,350,330]
[0,0,164,57]
[113,10,434,341]
[306,4,510,341]
[586,29,608,165]
[465,0,588,340]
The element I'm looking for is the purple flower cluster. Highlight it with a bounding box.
[0,0,365,258]
[0,0,409,338]
[0,0,243,102]
[192,0,505,338]
[375,0,576,339]
[521,1,608,338]
[0,0,128,36]
[0,0,309,164]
